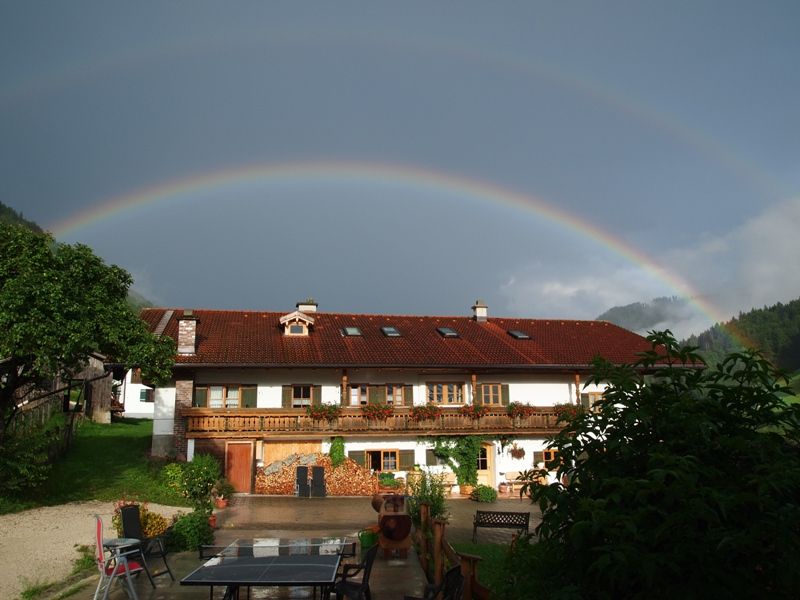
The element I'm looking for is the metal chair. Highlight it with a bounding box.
[334,543,379,600]
[404,565,465,600]
[120,504,174,581]
[93,514,144,600]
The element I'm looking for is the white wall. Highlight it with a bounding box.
[119,369,156,418]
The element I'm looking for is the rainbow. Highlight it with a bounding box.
[48,160,733,333]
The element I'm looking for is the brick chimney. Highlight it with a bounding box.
[471,299,488,322]
[296,298,318,313]
[177,309,199,354]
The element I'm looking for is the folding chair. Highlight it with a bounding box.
[93,514,145,600]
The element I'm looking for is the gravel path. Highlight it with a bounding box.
[0,501,185,600]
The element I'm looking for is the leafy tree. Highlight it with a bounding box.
[501,332,800,599]
[0,223,175,444]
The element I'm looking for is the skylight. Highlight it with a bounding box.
[437,327,459,338]
[342,327,362,336]
[508,329,531,340]
[381,326,401,337]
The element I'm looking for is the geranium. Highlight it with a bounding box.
[410,403,443,422]
[458,404,490,419]
[360,402,394,420]
[306,403,342,422]
[553,403,584,422]
[507,402,536,419]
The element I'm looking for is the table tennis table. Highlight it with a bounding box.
[181,537,354,599]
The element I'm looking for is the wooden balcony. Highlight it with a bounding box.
[180,406,563,439]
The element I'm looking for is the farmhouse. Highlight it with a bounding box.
[141,300,653,493]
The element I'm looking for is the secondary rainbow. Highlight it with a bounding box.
[49,160,729,329]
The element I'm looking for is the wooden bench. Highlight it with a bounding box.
[472,510,530,542]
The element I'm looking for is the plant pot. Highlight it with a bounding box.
[498,483,510,494]
[459,484,474,497]
[208,514,217,529]
[214,497,228,509]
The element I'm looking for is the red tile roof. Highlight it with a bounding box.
[140,308,655,370]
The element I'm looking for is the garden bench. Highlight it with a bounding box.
[472,510,530,542]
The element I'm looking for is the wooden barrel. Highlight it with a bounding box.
[379,513,412,541]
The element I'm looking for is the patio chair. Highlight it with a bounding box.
[404,565,465,600]
[93,514,145,600]
[333,542,379,600]
[120,504,174,581]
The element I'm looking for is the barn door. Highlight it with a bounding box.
[226,441,254,493]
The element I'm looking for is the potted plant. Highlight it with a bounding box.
[212,478,236,509]
[306,403,342,422]
[458,404,489,420]
[410,403,443,422]
[509,443,526,460]
[360,402,394,421]
[507,402,536,420]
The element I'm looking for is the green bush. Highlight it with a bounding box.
[406,469,448,527]
[378,472,401,488]
[181,454,221,514]
[0,428,50,494]
[160,462,185,494]
[168,511,214,551]
[507,332,800,599]
[470,484,497,503]
[329,436,345,468]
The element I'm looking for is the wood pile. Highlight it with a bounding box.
[255,453,379,496]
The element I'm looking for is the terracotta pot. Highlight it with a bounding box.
[214,497,228,509]
[498,483,510,494]
[208,514,217,529]
[459,484,474,497]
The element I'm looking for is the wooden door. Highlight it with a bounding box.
[476,442,495,488]
[226,442,254,493]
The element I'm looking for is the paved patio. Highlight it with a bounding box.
[103,494,538,599]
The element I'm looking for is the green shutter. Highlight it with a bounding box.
[348,451,365,467]
[313,385,322,406]
[368,385,383,404]
[403,385,413,407]
[425,449,436,466]
[282,385,292,409]
[399,450,415,470]
[473,383,482,405]
[193,385,207,408]
[501,384,510,406]
[242,386,257,408]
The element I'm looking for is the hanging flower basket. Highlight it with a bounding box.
[509,443,526,460]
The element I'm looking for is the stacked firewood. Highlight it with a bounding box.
[254,453,379,496]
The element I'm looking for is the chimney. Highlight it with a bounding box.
[471,299,488,322]
[296,298,318,313]
[177,309,199,354]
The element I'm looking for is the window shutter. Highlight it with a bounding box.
[193,385,207,408]
[425,449,436,466]
[282,386,292,409]
[242,386,257,408]
[348,451,365,467]
[313,385,322,406]
[399,450,415,470]
[368,385,382,404]
[580,394,591,410]
[473,384,483,405]
[402,385,413,407]
[501,384,510,406]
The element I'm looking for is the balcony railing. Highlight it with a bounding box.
[180,406,563,438]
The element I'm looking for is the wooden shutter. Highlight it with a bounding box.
[348,451,365,467]
[473,384,483,405]
[368,385,383,404]
[313,385,322,406]
[402,385,413,407]
[501,384,510,406]
[425,449,437,466]
[193,385,207,408]
[399,450,415,470]
[282,385,292,409]
[242,386,257,408]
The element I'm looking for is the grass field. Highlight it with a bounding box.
[0,418,189,514]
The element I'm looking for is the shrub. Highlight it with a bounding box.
[406,469,448,527]
[329,436,345,468]
[111,499,169,537]
[168,511,213,551]
[181,454,221,514]
[160,462,185,494]
[508,331,800,599]
[470,484,497,503]
[0,428,50,494]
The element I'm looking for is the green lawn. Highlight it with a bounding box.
[451,541,510,595]
[1,417,189,514]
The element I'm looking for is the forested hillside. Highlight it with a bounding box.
[0,201,43,233]
[684,298,800,371]
[596,296,691,333]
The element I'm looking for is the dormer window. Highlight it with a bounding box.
[342,327,362,336]
[280,310,315,337]
[437,327,459,338]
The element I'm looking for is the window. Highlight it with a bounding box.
[580,392,603,411]
[427,383,463,405]
[292,385,312,408]
[477,447,489,470]
[194,385,255,408]
[480,383,501,405]
[381,326,401,337]
[139,389,154,403]
[386,384,404,405]
[349,384,369,406]
[508,329,531,339]
[542,449,559,465]
[342,327,362,336]
[436,327,459,338]
[289,324,305,335]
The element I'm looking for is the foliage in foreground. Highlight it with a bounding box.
[168,510,214,551]
[406,469,448,527]
[500,332,800,599]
